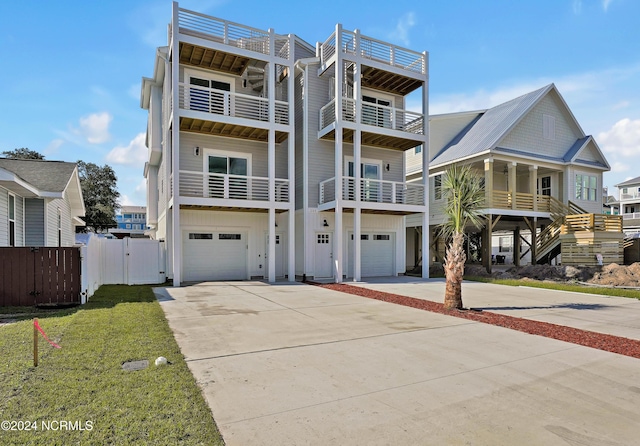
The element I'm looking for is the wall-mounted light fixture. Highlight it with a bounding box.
[275,220,278,227]
[323,219,329,227]
[503,165,508,176]
[385,163,390,172]
[194,146,200,156]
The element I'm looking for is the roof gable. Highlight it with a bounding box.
[616,175,640,187]
[566,137,610,170]
[431,84,552,167]
[0,158,77,193]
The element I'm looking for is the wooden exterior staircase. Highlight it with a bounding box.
[535,197,624,265]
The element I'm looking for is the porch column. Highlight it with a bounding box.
[267,127,276,283]
[529,165,538,212]
[509,162,517,210]
[484,158,493,209]
[514,226,521,267]
[333,24,344,283]
[171,5,181,287]
[353,56,362,282]
[421,57,430,279]
[485,214,493,274]
[287,45,296,282]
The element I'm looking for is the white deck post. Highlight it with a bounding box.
[353,39,362,282]
[333,24,343,283]
[171,2,181,286]
[530,165,538,212]
[421,51,430,279]
[287,34,296,282]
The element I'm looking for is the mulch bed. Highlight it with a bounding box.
[315,282,640,360]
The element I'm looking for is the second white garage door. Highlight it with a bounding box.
[183,231,247,282]
[348,232,395,277]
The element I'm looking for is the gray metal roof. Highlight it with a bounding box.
[616,175,640,187]
[563,136,590,162]
[0,158,77,193]
[430,84,553,166]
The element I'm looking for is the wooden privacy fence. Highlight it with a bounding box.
[0,247,81,307]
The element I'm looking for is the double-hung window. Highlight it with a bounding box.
[575,174,597,201]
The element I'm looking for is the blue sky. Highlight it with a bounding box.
[1,0,638,205]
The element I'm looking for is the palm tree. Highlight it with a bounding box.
[439,164,485,309]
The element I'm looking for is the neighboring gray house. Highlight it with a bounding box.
[141,3,429,285]
[615,175,640,235]
[0,158,85,247]
[405,84,620,269]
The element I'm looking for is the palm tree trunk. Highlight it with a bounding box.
[444,232,465,309]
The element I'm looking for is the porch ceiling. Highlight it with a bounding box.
[180,117,288,143]
[320,128,420,151]
[180,204,287,213]
[179,42,250,75]
[361,66,422,96]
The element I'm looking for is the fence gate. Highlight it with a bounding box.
[0,247,81,307]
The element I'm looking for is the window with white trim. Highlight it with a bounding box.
[186,69,233,115]
[8,194,15,247]
[575,174,597,201]
[433,174,442,201]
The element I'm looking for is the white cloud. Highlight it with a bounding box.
[603,0,613,12]
[106,133,147,165]
[44,138,64,155]
[76,112,112,144]
[119,194,135,206]
[387,12,416,46]
[610,161,630,173]
[573,0,582,14]
[598,118,640,157]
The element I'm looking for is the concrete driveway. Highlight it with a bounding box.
[156,281,640,445]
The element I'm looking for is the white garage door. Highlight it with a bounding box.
[183,231,247,281]
[349,232,395,277]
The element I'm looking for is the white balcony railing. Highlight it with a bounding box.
[620,191,640,200]
[178,83,289,125]
[622,212,640,220]
[177,8,290,60]
[319,176,424,206]
[320,98,423,135]
[319,29,426,75]
[179,170,289,202]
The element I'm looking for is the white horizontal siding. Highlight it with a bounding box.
[0,188,7,245]
[46,196,74,247]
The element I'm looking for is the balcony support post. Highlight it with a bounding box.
[509,162,517,210]
[530,165,538,212]
[421,65,429,278]
[267,127,276,283]
[171,2,182,287]
[332,24,344,283]
[514,226,521,267]
[484,158,493,208]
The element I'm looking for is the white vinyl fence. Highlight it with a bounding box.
[80,236,166,302]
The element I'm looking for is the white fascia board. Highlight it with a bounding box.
[0,168,41,196]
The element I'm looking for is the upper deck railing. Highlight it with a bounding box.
[319,28,426,75]
[177,8,290,60]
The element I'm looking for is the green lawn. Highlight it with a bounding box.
[465,276,640,300]
[0,285,223,445]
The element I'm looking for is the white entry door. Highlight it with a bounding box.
[266,233,285,278]
[315,233,333,278]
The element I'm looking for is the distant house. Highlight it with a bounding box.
[0,158,85,246]
[405,84,623,269]
[615,175,640,236]
[109,205,148,239]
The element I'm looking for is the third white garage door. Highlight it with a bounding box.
[348,232,395,277]
[183,231,247,282]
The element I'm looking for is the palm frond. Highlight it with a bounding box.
[438,164,486,240]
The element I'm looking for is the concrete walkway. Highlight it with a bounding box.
[352,277,640,340]
[156,281,640,445]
